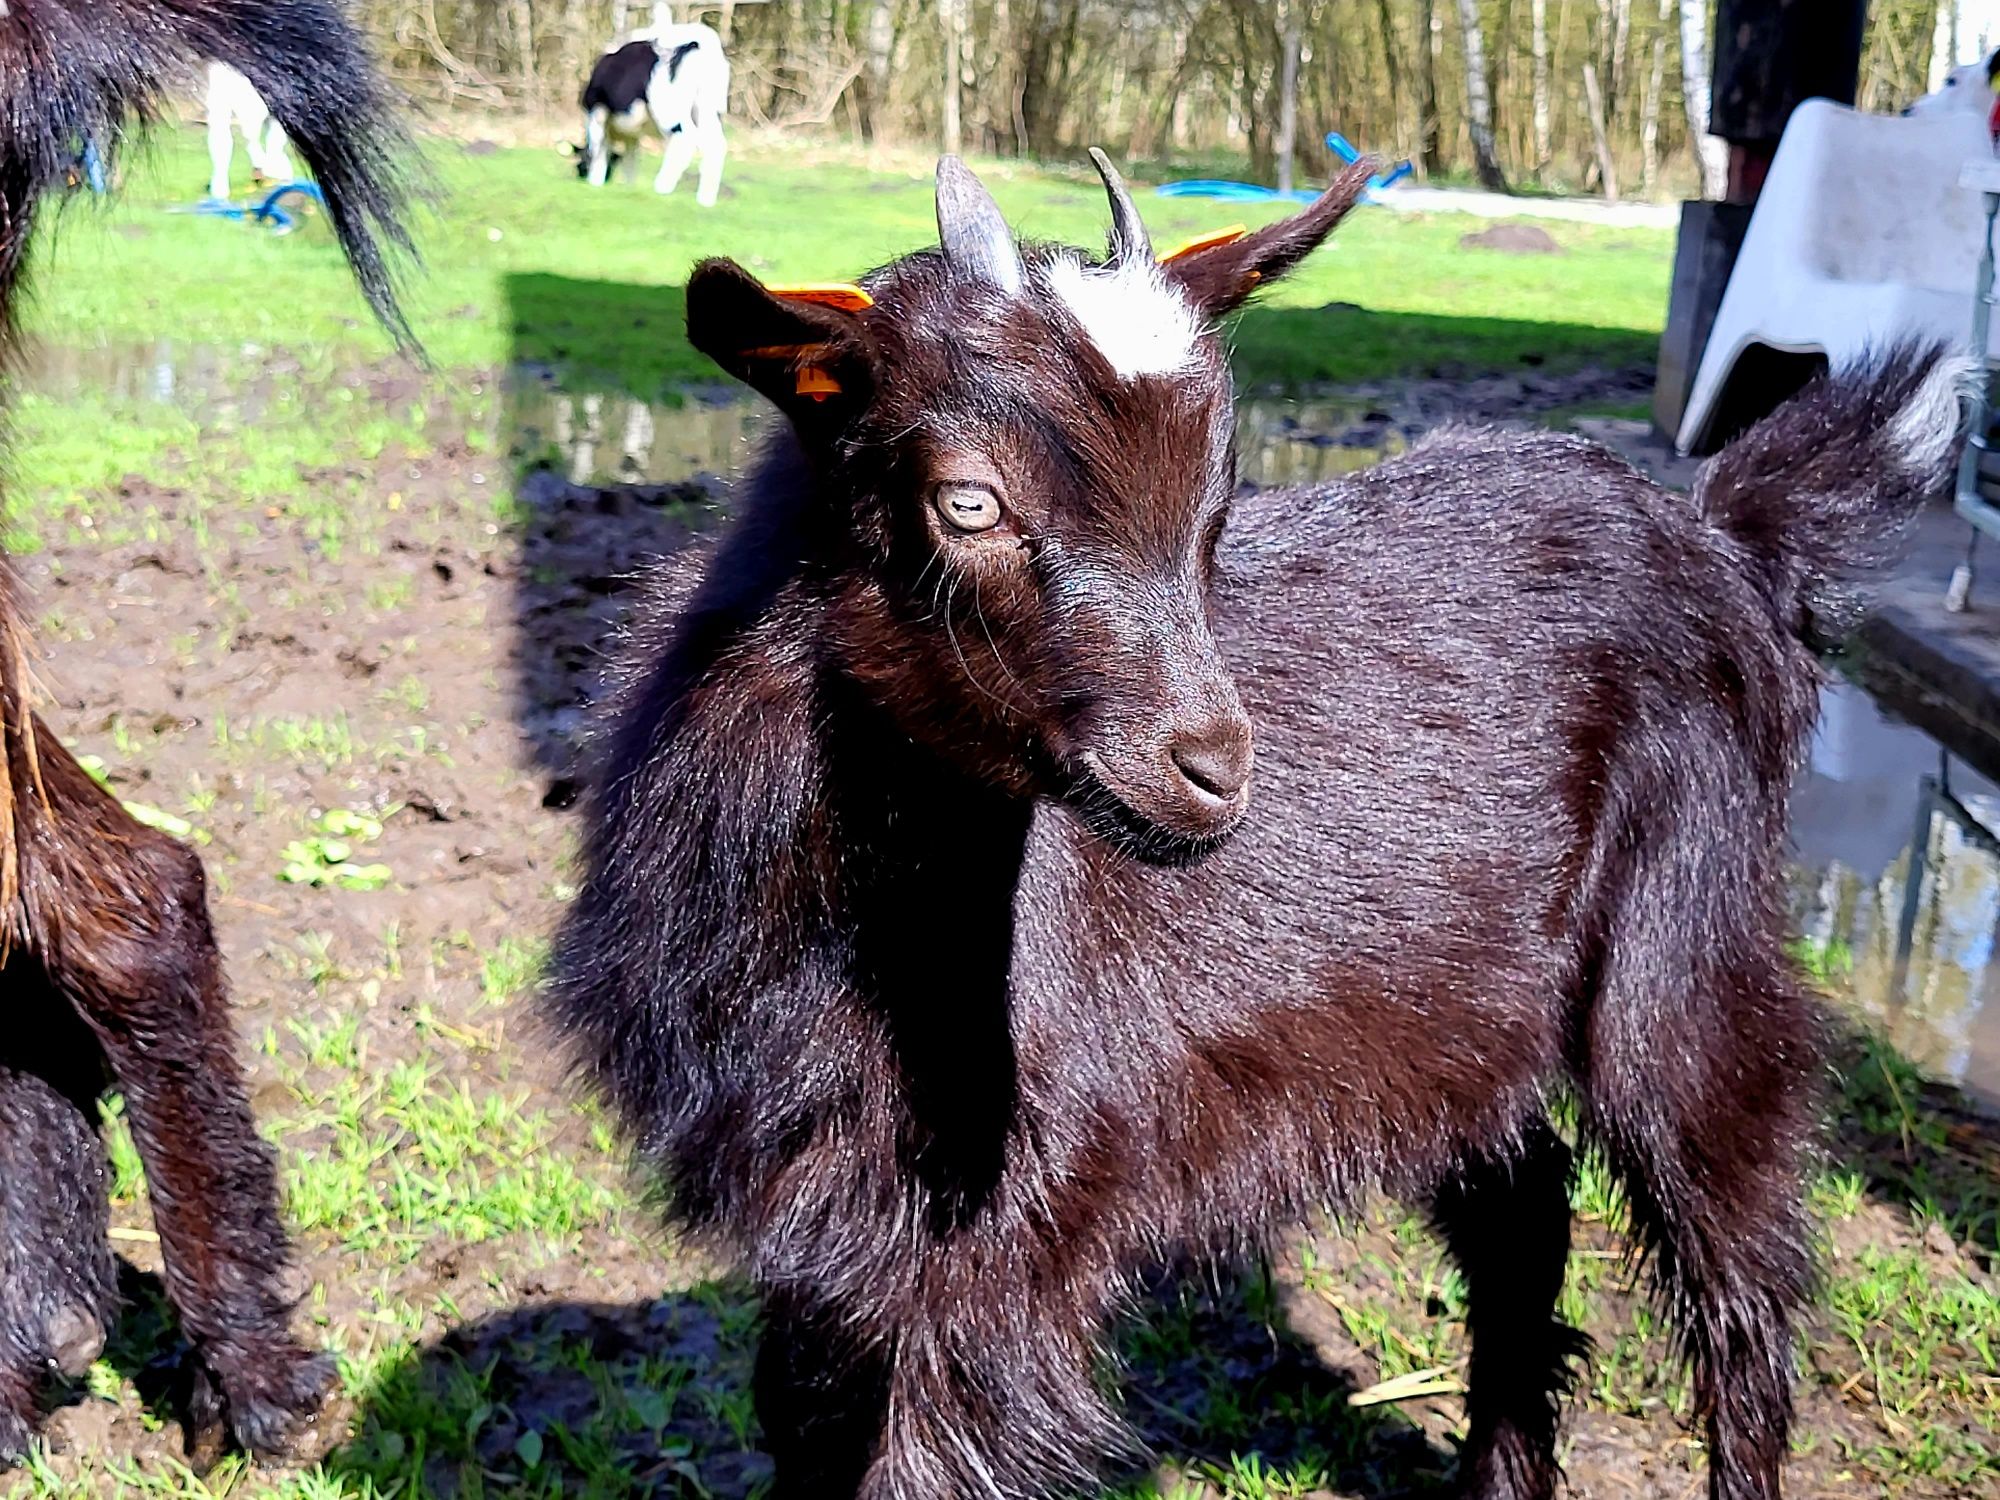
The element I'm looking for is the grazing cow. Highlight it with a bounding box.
[578,23,728,204]
[549,151,1970,1500]
[0,0,411,1466]
[204,61,296,201]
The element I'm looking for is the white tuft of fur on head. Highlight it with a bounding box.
[1045,254,1203,380]
[1884,350,1981,482]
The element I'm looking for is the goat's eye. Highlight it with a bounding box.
[935,483,1003,533]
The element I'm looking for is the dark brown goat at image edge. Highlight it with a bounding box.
[0,0,413,1467]
[548,141,1975,1500]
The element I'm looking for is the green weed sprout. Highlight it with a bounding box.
[279,806,394,890]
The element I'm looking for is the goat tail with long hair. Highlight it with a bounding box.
[0,0,418,347]
[1693,341,1977,634]
[0,0,418,931]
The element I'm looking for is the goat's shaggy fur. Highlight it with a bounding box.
[550,154,1966,1500]
[0,0,411,1464]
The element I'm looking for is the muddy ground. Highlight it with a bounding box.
[6,360,1994,1498]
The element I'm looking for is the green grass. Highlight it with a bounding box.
[21,131,1669,392]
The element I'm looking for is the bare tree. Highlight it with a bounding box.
[1275,1,1302,192]
[1531,0,1552,174]
[1416,0,1442,176]
[1933,0,1959,90]
[1455,0,1508,190]
[940,0,963,155]
[1679,0,1728,198]
[1641,0,1671,196]
[1583,59,1618,200]
[858,0,895,142]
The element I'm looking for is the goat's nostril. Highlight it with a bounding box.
[1170,730,1252,803]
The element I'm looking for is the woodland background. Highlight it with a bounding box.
[354,1,1993,200]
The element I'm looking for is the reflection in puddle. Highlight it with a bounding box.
[499,381,1405,492]
[16,341,1408,493]
[1793,682,2000,1110]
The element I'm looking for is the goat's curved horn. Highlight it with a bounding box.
[1088,147,1151,263]
[936,156,1024,295]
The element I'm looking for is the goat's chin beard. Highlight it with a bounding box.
[1058,760,1238,869]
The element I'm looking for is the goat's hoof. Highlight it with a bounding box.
[44,1303,107,1379]
[0,1399,35,1466]
[220,1344,336,1461]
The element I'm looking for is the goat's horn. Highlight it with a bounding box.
[936,156,1024,295]
[1088,147,1151,263]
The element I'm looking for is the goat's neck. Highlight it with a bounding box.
[698,434,1035,1216]
[814,670,1031,1222]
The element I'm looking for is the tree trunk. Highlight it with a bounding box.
[1679,0,1727,198]
[1641,0,1670,197]
[1276,5,1303,194]
[858,0,894,143]
[1933,0,1959,92]
[1532,0,1552,173]
[1583,59,1618,200]
[940,0,962,156]
[1416,0,1442,176]
[1607,0,1632,117]
[1455,0,1508,190]
[1375,0,1405,150]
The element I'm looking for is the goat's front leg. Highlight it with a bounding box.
[0,1067,117,1462]
[35,768,329,1458]
[753,1288,893,1498]
[755,1226,1127,1499]
[1429,1120,1587,1500]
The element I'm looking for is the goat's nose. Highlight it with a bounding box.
[1169,720,1253,803]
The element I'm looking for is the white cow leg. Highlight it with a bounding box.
[206,111,233,200]
[655,127,697,196]
[694,115,726,206]
[585,107,612,187]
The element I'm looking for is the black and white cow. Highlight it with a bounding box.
[576,21,728,205]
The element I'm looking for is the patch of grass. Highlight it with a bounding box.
[22,133,1667,396]
[267,1015,621,1265]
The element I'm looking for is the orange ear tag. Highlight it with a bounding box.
[1158,225,1248,265]
[795,366,843,402]
[764,281,875,312]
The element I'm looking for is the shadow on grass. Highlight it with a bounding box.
[320,1276,1451,1500]
[503,270,1658,402]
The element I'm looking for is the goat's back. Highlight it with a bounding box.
[1001,425,1816,1235]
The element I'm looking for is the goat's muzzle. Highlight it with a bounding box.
[1064,703,1254,867]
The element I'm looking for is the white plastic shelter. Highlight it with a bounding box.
[1676,97,1997,455]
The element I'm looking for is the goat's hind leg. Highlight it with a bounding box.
[1430,1119,1586,1500]
[1585,927,1820,1499]
[33,750,330,1457]
[0,1064,117,1460]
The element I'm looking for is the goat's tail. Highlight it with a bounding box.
[0,0,417,348]
[1694,341,1976,632]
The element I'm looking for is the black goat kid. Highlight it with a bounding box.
[0,0,411,1465]
[551,152,1968,1500]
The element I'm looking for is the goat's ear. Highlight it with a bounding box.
[686,258,879,426]
[1160,159,1375,317]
